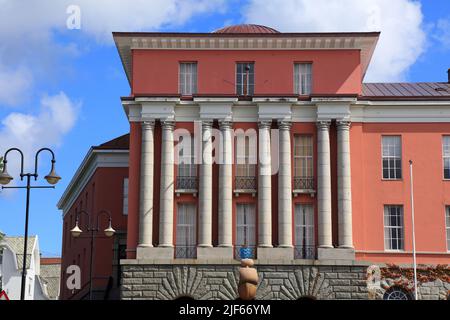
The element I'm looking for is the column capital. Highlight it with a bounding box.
[201,120,213,130]
[277,120,292,130]
[336,120,351,130]
[219,120,233,130]
[258,120,272,129]
[161,120,175,130]
[316,120,331,130]
[141,120,155,130]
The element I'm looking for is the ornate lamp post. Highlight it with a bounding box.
[0,147,61,300]
[70,209,115,300]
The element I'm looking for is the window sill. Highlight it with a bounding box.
[384,249,405,253]
[381,179,403,181]
[234,189,257,197]
[175,189,197,197]
[293,189,316,197]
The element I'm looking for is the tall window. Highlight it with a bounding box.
[236,203,256,258]
[293,135,314,190]
[176,135,197,190]
[294,204,315,259]
[443,136,450,179]
[175,203,197,258]
[294,63,312,95]
[236,63,254,96]
[123,178,128,215]
[446,206,450,251]
[235,134,257,190]
[382,136,402,179]
[179,62,197,96]
[384,205,404,250]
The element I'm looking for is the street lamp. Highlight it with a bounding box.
[0,147,61,300]
[70,209,115,300]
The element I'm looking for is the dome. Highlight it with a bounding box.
[213,24,280,34]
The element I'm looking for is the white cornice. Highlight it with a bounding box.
[57,149,129,215]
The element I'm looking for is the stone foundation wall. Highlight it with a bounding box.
[120,264,368,300]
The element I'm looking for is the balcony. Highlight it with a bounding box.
[293,177,315,197]
[234,246,257,260]
[294,245,316,259]
[175,245,197,259]
[175,176,198,196]
[234,176,257,196]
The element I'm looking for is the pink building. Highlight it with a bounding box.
[60,24,450,300]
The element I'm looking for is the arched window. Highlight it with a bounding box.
[383,287,412,300]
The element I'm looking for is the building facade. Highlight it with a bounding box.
[57,136,129,300]
[61,24,450,300]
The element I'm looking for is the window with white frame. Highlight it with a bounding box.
[175,203,197,258]
[443,136,450,179]
[236,63,254,96]
[236,203,256,249]
[179,62,197,96]
[446,206,450,251]
[294,204,315,259]
[384,205,404,250]
[123,178,128,215]
[294,63,312,95]
[382,136,402,179]
[293,135,314,190]
[235,134,257,190]
[177,135,197,190]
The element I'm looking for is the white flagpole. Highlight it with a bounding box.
[409,160,418,300]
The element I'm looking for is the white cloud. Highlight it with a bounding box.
[0,66,32,107]
[434,18,450,49]
[243,0,426,82]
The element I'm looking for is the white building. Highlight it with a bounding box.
[0,235,54,300]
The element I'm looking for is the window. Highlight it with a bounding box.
[175,203,197,258]
[235,134,257,190]
[176,135,198,190]
[383,287,411,300]
[179,62,197,96]
[294,63,312,95]
[293,135,314,190]
[443,136,450,179]
[446,206,450,251]
[235,203,256,259]
[382,136,402,179]
[236,63,254,96]
[294,204,315,259]
[123,178,129,215]
[0,247,3,265]
[384,205,404,250]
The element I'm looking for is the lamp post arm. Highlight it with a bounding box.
[3,148,25,179]
[75,209,93,231]
[96,210,113,230]
[33,148,56,180]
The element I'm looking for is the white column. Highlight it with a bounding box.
[198,121,213,247]
[159,120,175,247]
[258,121,272,248]
[278,121,293,248]
[337,120,353,248]
[139,121,155,247]
[218,121,233,247]
[317,121,333,248]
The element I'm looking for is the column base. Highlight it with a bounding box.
[257,247,294,261]
[197,246,234,260]
[317,247,355,261]
[136,246,174,260]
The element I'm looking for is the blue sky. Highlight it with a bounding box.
[0,0,449,257]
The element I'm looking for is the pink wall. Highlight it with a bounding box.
[132,49,362,96]
[351,123,450,264]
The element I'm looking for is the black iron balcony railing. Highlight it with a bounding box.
[235,176,257,190]
[175,245,197,259]
[293,177,314,190]
[234,245,257,260]
[176,176,198,190]
[294,245,316,259]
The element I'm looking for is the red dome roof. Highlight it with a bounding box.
[213,24,280,34]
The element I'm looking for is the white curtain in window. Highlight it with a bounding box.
[295,204,314,247]
[236,203,256,246]
[176,203,197,247]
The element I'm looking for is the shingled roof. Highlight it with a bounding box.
[2,236,37,270]
[93,133,129,150]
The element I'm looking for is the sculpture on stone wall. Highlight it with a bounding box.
[238,259,259,300]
